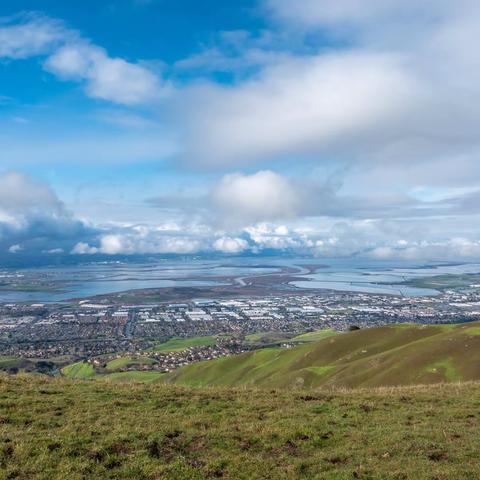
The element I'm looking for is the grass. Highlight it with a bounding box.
[1,374,480,479]
[105,356,156,371]
[99,371,165,383]
[166,322,480,389]
[304,366,336,376]
[244,332,269,342]
[0,357,19,367]
[148,336,218,352]
[465,326,480,335]
[244,329,338,346]
[425,359,460,382]
[60,359,162,382]
[289,329,339,343]
[61,362,95,380]
[245,331,293,345]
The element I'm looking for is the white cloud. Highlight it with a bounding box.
[0,171,63,214]
[170,0,480,198]
[213,236,248,253]
[8,244,22,253]
[0,13,69,59]
[43,248,64,254]
[179,52,418,166]
[98,235,126,255]
[71,242,98,255]
[264,0,449,29]
[0,13,164,105]
[73,230,203,255]
[368,238,480,261]
[45,43,163,105]
[211,170,300,223]
[0,171,94,254]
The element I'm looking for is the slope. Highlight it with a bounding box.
[164,322,480,388]
[2,374,480,479]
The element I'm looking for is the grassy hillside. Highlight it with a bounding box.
[148,335,218,352]
[60,359,164,382]
[289,328,338,343]
[2,374,480,479]
[105,356,156,371]
[165,322,480,388]
[60,361,95,379]
[99,371,165,383]
[245,329,338,346]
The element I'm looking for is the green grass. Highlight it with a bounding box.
[304,366,336,376]
[148,336,217,352]
[244,331,293,345]
[290,329,339,343]
[0,356,19,367]
[166,322,480,389]
[244,332,275,343]
[244,329,338,346]
[2,374,480,479]
[425,358,460,382]
[465,326,480,335]
[105,356,156,371]
[99,371,165,383]
[61,360,162,382]
[61,362,95,379]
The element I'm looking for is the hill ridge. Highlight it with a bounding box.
[164,322,480,389]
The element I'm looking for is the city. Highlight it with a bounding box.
[2,288,480,375]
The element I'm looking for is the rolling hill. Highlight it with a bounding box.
[4,323,480,478]
[165,322,480,388]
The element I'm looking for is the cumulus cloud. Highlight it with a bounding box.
[70,242,98,255]
[0,171,94,254]
[0,13,69,59]
[0,13,163,105]
[44,43,162,105]
[210,171,300,223]
[3,169,478,260]
[179,52,417,166]
[171,0,480,187]
[0,171,63,214]
[73,229,203,255]
[368,239,480,261]
[244,224,305,251]
[8,244,22,254]
[3,5,480,262]
[208,169,433,226]
[212,236,248,253]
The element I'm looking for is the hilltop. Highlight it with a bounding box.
[165,322,480,388]
[1,374,480,479]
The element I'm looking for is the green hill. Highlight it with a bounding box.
[60,361,96,379]
[148,335,218,352]
[2,374,480,479]
[165,322,480,388]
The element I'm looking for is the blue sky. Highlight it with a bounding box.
[1,0,480,260]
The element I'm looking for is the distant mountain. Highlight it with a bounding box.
[165,322,480,388]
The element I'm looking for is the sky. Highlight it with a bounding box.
[1,0,480,261]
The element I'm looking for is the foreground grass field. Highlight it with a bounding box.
[166,322,480,388]
[1,374,480,479]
